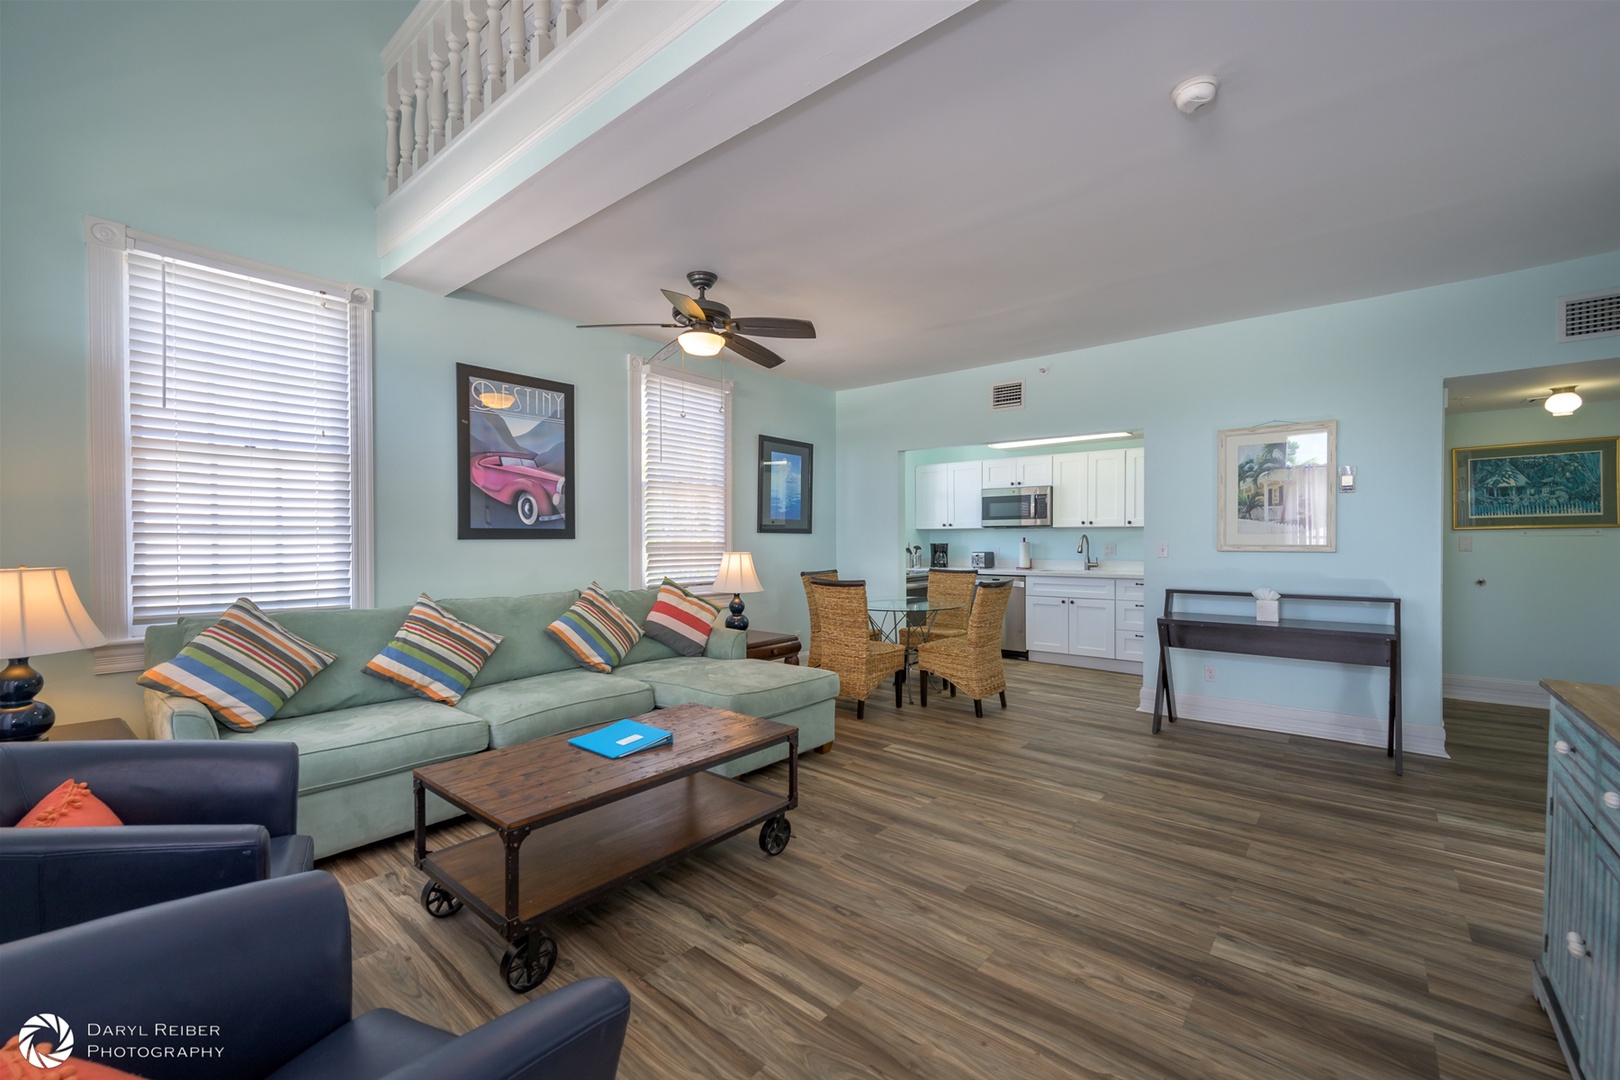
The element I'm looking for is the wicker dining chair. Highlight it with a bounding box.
[917,578,1013,717]
[899,568,976,648]
[800,569,839,669]
[810,579,907,719]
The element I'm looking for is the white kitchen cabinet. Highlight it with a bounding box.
[1025,577,1115,658]
[1124,446,1145,528]
[1115,630,1146,662]
[1052,449,1127,527]
[982,455,1052,489]
[915,461,982,530]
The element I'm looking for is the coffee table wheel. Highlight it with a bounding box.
[420,881,462,918]
[501,933,557,993]
[759,814,791,856]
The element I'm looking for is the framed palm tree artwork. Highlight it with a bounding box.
[1217,420,1338,552]
[1451,437,1618,529]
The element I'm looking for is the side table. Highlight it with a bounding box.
[745,630,802,665]
[46,717,137,741]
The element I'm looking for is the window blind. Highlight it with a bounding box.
[125,251,356,624]
[638,365,729,589]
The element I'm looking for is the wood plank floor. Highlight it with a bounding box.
[322,662,1566,1080]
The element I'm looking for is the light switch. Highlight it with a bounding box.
[1458,534,1472,552]
[1156,542,1168,558]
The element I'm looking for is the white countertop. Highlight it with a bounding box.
[925,561,1146,580]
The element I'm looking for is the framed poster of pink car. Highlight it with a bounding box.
[457,363,575,539]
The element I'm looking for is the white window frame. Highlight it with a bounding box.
[627,354,732,592]
[85,217,374,672]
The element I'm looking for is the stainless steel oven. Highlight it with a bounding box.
[980,486,1052,528]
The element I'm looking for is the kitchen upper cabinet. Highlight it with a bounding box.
[1124,446,1145,528]
[915,461,982,530]
[982,455,1052,489]
[1052,449,1127,528]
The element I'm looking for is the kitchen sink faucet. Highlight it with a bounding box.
[1077,534,1098,571]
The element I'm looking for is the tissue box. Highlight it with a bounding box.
[1256,599,1280,623]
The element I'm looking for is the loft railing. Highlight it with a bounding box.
[382,0,608,194]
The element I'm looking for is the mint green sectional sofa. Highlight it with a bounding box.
[143,588,838,859]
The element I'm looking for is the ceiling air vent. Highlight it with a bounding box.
[990,380,1025,411]
[1558,289,1620,342]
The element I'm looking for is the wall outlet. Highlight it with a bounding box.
[1103,543,1117,557]
[1203,664,1217,683]
[1156,542,1169,558]
[1457,535,1472,552]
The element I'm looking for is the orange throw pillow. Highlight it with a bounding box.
[15,779,123,828]
[2,1034,146,1078]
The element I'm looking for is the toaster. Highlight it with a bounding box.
[970,551,995,569]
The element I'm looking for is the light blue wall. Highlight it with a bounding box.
[903,439,1145,568]
[837,251,1620,754]
[0,1,834,730]
[1443,399,1620,686]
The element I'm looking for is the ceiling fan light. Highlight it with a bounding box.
[678,329,726,357]
[1544,388,1583,416]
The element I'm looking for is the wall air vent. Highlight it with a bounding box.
[1557,289,1620,341]
[990,380,1025,411]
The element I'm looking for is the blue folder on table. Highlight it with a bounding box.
[568,718,674,759]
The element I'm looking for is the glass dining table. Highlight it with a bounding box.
[865,597,964,702]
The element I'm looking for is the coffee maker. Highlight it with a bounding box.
[930,542,949,568]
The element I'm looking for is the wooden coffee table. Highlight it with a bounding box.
[412,702,798,992]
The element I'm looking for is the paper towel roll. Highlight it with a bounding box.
[1017,538,1032,569]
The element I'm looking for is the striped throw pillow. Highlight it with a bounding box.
[546,583,643,673]
[642,578,720,657]
[363,595,503,705]
[137,598,337,732]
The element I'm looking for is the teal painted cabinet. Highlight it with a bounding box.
[1535,684,1620,1080]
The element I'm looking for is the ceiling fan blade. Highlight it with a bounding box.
[723,334,786,369]
[661,289,705,321]
[729,317,816,339]
[645,338,683,366]
[576,322,680,329]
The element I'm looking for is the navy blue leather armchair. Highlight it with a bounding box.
[0,873,632,1080]
[0,740,314,943]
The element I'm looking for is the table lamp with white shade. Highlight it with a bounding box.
[0,567,108,741]
[710,551,763,631]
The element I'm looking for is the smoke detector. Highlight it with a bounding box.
[1172,75,1220,115]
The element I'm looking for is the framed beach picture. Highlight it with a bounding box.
[757,434,813,534]
[1451,437,1618,530]
[456,363,576,539]
[1217,420,1337,552]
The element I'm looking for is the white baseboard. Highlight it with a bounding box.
[1136,689,1448,760]
[1442,675,1548,709]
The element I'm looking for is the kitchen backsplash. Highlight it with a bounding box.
[911,527,1144,565]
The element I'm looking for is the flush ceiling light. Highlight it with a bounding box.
[1544,386,1583,416]
[986,432,1134,450]
[678,329,726,357]
[477,391,515,409]
[1172,75,1220,115]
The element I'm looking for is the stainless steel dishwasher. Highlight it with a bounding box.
[977,573,1026,658]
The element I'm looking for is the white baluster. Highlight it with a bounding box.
[446,5,465,140]
[504,0,526,87]
[412,44,429,168]
[528,0,552,70]
[463,0,484,125]
[397,59,415,183]
[584,0,602,17]
[428,24,447,155]
[485,0,505,104]
[557,0,581,45]
[385,67,401,193]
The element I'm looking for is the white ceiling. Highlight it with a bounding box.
[465,1,1620,390]
[1446,356,1620,414]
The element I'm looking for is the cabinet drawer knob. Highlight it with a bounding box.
[1554,740,1574,756]
[1605,791,1620,810]
[1566,931,1589,958]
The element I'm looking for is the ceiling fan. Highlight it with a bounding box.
[577,270,815,369]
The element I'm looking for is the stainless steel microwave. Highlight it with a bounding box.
[981,486,1052,527]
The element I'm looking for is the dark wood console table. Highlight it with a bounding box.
[1152,590,1403,774]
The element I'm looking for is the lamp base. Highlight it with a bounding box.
[0,658,55,741]
[724,594,749,631]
